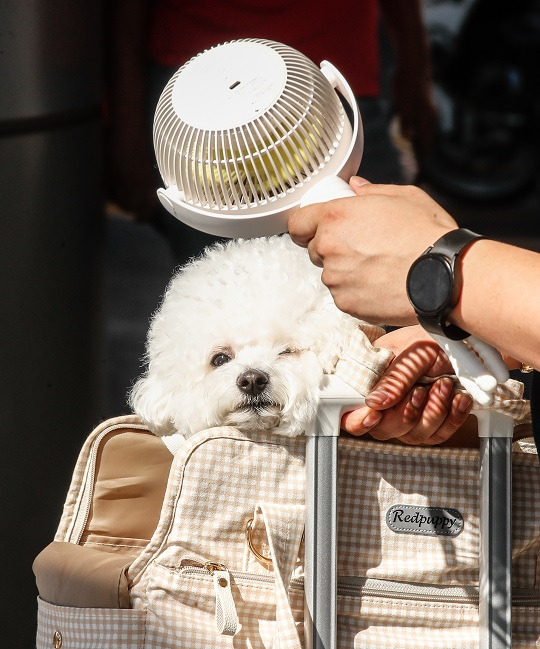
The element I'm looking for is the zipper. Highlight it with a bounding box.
[67,428,111,544]
[178,560,540,608]
[178,558,304,590]
[337,577,540,607]
[180,560,242,636]
[339,577,479,604]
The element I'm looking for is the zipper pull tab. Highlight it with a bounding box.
[205,563,241,636]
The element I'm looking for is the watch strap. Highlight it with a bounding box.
[429,228,484,258]
[417,314,471,341]
[410,228,484,340]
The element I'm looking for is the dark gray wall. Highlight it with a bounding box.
[0,2,104,644]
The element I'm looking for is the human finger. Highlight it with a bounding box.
[349,177,418,197]
[420,392,474,446]
[374,327,453,376]
[340,406,382,435]
[305,237,324,268]
[290,180,442,248]
[365,341,445,411]
[348,176,371,189]
[348,178,458,229]
[399,381,473,446]
[287,201,327,248]
[343,385,428,439]
[348,177,435,199]
[397,377,456,445]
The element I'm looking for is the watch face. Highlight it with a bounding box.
[407,254,453,315]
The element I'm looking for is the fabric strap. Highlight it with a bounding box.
[252,503,305,649]
[212,568,240,636]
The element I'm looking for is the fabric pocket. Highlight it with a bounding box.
[336,583,540,649]
[36,598,146,649]
[338,578,540,649]
[34,541,139,609]
[138,502,306,649]
[142,563,304,649]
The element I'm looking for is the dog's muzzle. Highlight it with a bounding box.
[236,369,269,397]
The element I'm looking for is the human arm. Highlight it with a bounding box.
[449,239,540,368]
[288,179,540,369]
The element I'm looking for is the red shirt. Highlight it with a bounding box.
[149,0,380,97]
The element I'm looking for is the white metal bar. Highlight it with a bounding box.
[305,376,364,649]
[476,410,514,649]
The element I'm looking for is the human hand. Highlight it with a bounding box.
[341,326,474,445]
[288,180,458,326]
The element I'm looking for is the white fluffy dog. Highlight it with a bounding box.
[130,234,365,441]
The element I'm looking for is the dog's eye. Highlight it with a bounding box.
[210,352,232,367]
[279,348,297,355]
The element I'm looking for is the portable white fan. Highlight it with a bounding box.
[153,38,362,238]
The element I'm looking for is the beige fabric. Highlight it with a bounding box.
[83,428,173,543]
[127,424,540,648]
[37,406,540,648]
[331,325,531,425]
[35,420,173,611]
[36,598,146,649]
[473,378,531,423]
[126,426,540,590]
[253,503,305,649]
[55,419,172,545]
[337,436,540,587]
[332,327,394,396]
[33,542,136,608]
[422,376,531,426]
[357,322,388,344]
[336,597,540,648]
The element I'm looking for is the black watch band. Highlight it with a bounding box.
[406,228,484,340]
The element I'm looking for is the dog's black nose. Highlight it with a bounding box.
[237,370,269,396]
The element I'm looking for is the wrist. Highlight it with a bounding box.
[448,238,494,332]
[406,228,485,339]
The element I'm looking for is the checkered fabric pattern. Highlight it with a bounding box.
[332,325,394,396]
[36,597,146,649]
[253,503,305,649]
[126,424,540,647]
[338,437,540,588]
[39,380,539,649]
[474,378,531,424]
[338,598,540,648]
[129,428,307,648]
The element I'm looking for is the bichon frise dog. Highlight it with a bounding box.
[130,235,374,443]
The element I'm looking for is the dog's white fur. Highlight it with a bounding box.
[130,235,363,439]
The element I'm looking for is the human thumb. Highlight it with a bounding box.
[349,176,371,194]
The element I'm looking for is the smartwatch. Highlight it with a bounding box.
[406,228,484,340]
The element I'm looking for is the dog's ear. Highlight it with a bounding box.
[129,375,177,437]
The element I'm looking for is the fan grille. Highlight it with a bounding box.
[154,39,346,211]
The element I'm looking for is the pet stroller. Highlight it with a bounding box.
[33,372,540,648]
[306,375,519,649]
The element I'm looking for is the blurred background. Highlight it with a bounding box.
[1,0,538,644]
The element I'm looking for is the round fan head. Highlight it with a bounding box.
[153,39,363,237]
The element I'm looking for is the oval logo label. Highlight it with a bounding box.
[386,505,464,537]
